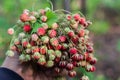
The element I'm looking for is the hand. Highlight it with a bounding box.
[1,52,66,80]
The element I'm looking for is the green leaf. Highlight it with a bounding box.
[32,22,42,33]
[46,10,58,27]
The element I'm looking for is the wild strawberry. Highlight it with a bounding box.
[6,50,14,57]
[59,36,66,42]
[20,13,30,22]
[52,23,59,29]
[49,54,55,60]
[54,67,61,74]
[7,28,14,35]
[46,60,54,67]
[55,44,62,50]
[86,46,94,53]
[38,57,46,66]
[26,48,31,54]
[74,14,80,21]
[41,16,47,22]
[37,27,46,36]
[71,36,79,44]
[59,61,67,68]
[55,57,61,63]
[79,17,86,25]
[68,71,76,77]
[10,45,17,51]
[41,36,49,44]
[78,29,85,37]
[14,39,20,45]
[68,31,75,38]
[66,14,72,20]
[86,56,92,62]
[23,24,31,32]
[30,41,36,46]
[69,48,77,55]
[39,9,46,15]
[47,49,55,55]
[31,34,38,41]
[71,22,78,29]
[72,54,83,61]
[40,46,47,55]
[31,11,39,18]
[22,41,29,47]
[72,61,77,67]
[90,66,96,72]
[55,50,62,58]
[25,54,31,61]
[50,38,59,46]
[48,29,57,38]
[18,32,25,40]
[80,75,89,80]
[29,16,36,23]
[41,23,48,30]
[81,61,87,67]
[65,27,71,33]
[66,63,74,70]
[19,54,26,61]
[32,47,40,53]
[61,43,68,50]
[23,9,29,15]
[89,58,97,65]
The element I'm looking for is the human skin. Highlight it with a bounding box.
[1,52,66,80]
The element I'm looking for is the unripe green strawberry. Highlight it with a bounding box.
[32,52,41,60]
[52,23,59,29]
[38,57,46,66]
[49,54,55,60]
[46,60,54,67]
[55,50,62,58]
[29,16,36,23]
[27,43,31,48]
[65,27,71,33]
[41,23,48,30]
[31,11,39,18]
[45,7,51,11]
[19,54,26,61]
[25,54,31,61]
[47,49,55,55]
[41,36,49,44]
[14,38,20,45]
[80,75,89,80]
[50,38,59,46]
[6,50,14,57]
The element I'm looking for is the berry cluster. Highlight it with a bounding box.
[7,8,97,79]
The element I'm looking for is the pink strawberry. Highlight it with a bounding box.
[39,9,46,15]
[41,23,48,30]
[10,45,17,51]
[73,14,80,21]
[7,28,14,35]
[40,46,47,55]
[52,23,59,29]
[37,28,46,36]
[20,13,30,22]
[32,47,40,53]
[68,31,75,38]
[31,34,38,41]
[48,29,57,38]
[23,9,29,15]
[59,36,66,42]
[68,71,76,77]
[22,41,29,47]
[69,48,77,55]
[72,54,83,61]
[23,24,32,32]
[41,16,47,22]
[50,38,59,46]
[29,16,36,23]
[66,14,72,20]
[78,29,85,37]
[66,63,74,70]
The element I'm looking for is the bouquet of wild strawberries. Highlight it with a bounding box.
[6,8,97,80]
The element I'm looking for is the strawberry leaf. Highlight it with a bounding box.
[46,10,58,27]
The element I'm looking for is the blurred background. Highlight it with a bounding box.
[0,0,120,80]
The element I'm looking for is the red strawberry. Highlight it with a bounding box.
[86,46,94,53]
[72,54,83,61]
[79,17,86,25]
[69,48,77,55]
[30,41,36,46]
[59,36,66,42]
[72,61,77,67]
[55,57,61,63]
[50,38,59,46]
[90,66,96,72]
[78,29,85,37]
[41,16,47,22]
[59,61,67,68]
[20,13,30,22]
[71,36,79,44]
[66,63,74,70]
[54,67,61,74]
[37,28,46,36]
[66,14,72,21]
[23,24,32,32]
[32,47,40,53]
[74,14,80,21]
[68,71,76,77]
[55,44,62,50]
[90,58,97,65]
[40,46,47,55]
[48,29,57,38]
[22,41,29,47]
[68,31,75,38]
